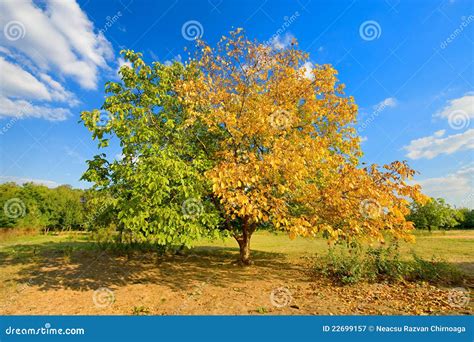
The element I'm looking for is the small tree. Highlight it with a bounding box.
[458,208,474,229]
[179,30,426,264]
[408,198,463,230]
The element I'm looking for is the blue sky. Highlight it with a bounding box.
[0,0,472,208]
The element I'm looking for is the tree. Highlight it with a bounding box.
[0,182,86,230]
[178,29,426,264]
[80,51,222,248]
[81,30,426,264]
[0,182,22,228]
[52,185,85,230]
[458,208,474,229]
[407,198,463,230]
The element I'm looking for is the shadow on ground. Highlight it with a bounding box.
[0,240,306,293]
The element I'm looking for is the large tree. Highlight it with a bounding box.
[81,30,426,264]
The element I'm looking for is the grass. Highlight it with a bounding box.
[193,229,474,277]
[0,231,89,248]
[1,229,473,266]
[197,230,474,265]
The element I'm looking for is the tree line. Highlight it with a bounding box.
[0,182,472,233]
[0,182,85,231]
[408,198,473,230]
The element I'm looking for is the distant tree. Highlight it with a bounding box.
[0,182,22,228]
[407,198,463,231]
[0,182,86,230]
[53,185,85,230]
[457,208,474,229]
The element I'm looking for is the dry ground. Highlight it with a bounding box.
[0,231,472,315]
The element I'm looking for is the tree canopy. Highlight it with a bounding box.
[81,29,428,264]
[81,51,222,247]
[0,182,85,231]
[407,198,467,230]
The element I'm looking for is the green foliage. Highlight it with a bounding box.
[457,208,474,229]
[0,182,21,228]
[365,243,407,282]
[80,50,224,248]
[407,198,464,230]
[316,245,367,285]
[314,243,464,286]
[0,182,86,230]
[407,254,464,285]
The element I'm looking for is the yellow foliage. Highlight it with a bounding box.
[177,30,426,244]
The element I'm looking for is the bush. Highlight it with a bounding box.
[365,243,408,282]
[314,243,464,286]
[407,254,464,285]
[315,246,366,285]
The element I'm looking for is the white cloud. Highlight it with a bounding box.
[0,175,60,188]
[0,0,113,121]
[0,57,78,106]
[38,73,78,105]
[373,97,397,111]
[0,46,39,73]
[437,93,474,119]
[270,33,295,50]
[0,0,113,89]
[0,96,71,121]
[47,1,114,68]
[0,57,51,100]
[404,128,474,159]
[300,61,314,80]
[417,165,473,208]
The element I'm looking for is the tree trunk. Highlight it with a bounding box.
[238,234,252,265]
[234,218,255,266]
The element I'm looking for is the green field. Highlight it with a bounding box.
[1,229,473,270]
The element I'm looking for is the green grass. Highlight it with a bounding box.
[1,229,472,273]
[195,231,329,258]
[0,232,90,248]
[196,230,474,263]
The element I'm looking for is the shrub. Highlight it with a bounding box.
[132,306,150,315]
[407,254,464,285]
[314,243,464,286]
[315,245,366,285]
[365,243,408,282]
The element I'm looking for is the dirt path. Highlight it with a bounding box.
[0,246,472,315]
